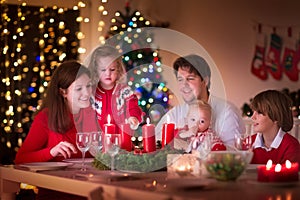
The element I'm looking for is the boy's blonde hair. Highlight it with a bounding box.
[86,45,126,85]
[188,100,212,119]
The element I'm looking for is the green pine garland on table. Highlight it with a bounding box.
[93,146,184,172]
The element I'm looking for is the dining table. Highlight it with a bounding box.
[1,159,300,200]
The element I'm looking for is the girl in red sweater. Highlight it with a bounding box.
[250,90,300,165]
[15,61,99,164]
[86,45,143,136]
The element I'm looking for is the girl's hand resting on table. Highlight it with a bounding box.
[50,141,77,158]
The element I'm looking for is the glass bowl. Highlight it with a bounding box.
[203,151,253,181]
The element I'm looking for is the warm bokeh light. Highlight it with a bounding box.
[0,2,81,160]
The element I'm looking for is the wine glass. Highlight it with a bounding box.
[104,133,120,171]
[196,133,212,159]
[90,131,103,157]
[234,133,252,151]
[76,132,92,171]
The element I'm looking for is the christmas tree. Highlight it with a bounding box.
[105,2,171,124]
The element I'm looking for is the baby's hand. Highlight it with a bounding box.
[128,117,139,130]
[50,141,77,159]
[174,138,189,150]
[179,131,194,138]
[179,125,198,138]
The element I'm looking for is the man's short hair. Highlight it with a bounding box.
[173,54,211,89]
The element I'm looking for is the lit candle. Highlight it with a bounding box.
[282,160,299,182]
[142,118,156,152]
[286,160,292,168]
[104,114,116,134]
[257,159,273,182]
[119,121,133,151]
[162,115,175,148]
[175,164,192,176]
[266,160,272,170]
[274,164,281,172]
[257,159,299,182]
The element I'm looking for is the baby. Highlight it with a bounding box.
[180,100,226,153]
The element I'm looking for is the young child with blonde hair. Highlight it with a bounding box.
[85,45,143,135]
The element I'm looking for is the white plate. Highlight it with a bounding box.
[75,171,136,182]
[62,158,94,163]
[19,162,72,172]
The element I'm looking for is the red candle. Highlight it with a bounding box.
[268,163,297,182]
[268,164,283,182]
[142,118,156,152]
[257,160,273,182]
[104,114,116,134]
[279,160,299,182]
[102,115,116,152]
[162,115,175,148]
[119,123,133,151]
[257,159,299,182]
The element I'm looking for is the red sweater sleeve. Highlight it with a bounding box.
[127,93,143,122]
[14,110,53,164]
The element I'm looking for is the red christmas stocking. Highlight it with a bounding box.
[282,42,298,81]
[251,33,268,80]
[251,45,268,80]
[265,33,282,80]
[291,41,300,81]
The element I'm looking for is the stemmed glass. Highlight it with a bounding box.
[76,132,92,171]
[197,133,212,159]
[104,133,120,171]
[234,133,253,171]
[90,131,103,156]
[234,133,252,151]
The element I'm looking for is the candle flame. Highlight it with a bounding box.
[146,117,150,125]
[285,160,292,169]
[177,165,191,171]
[152,180,157,186]
[266,160,272,170]
[107,114,111,124]
[177,165,186,171]
[275,164,281,172]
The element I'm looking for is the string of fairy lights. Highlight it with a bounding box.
[1,2,27,150]
[0,0,173,162]
[0,0,123,161]
[0,0,95,160]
